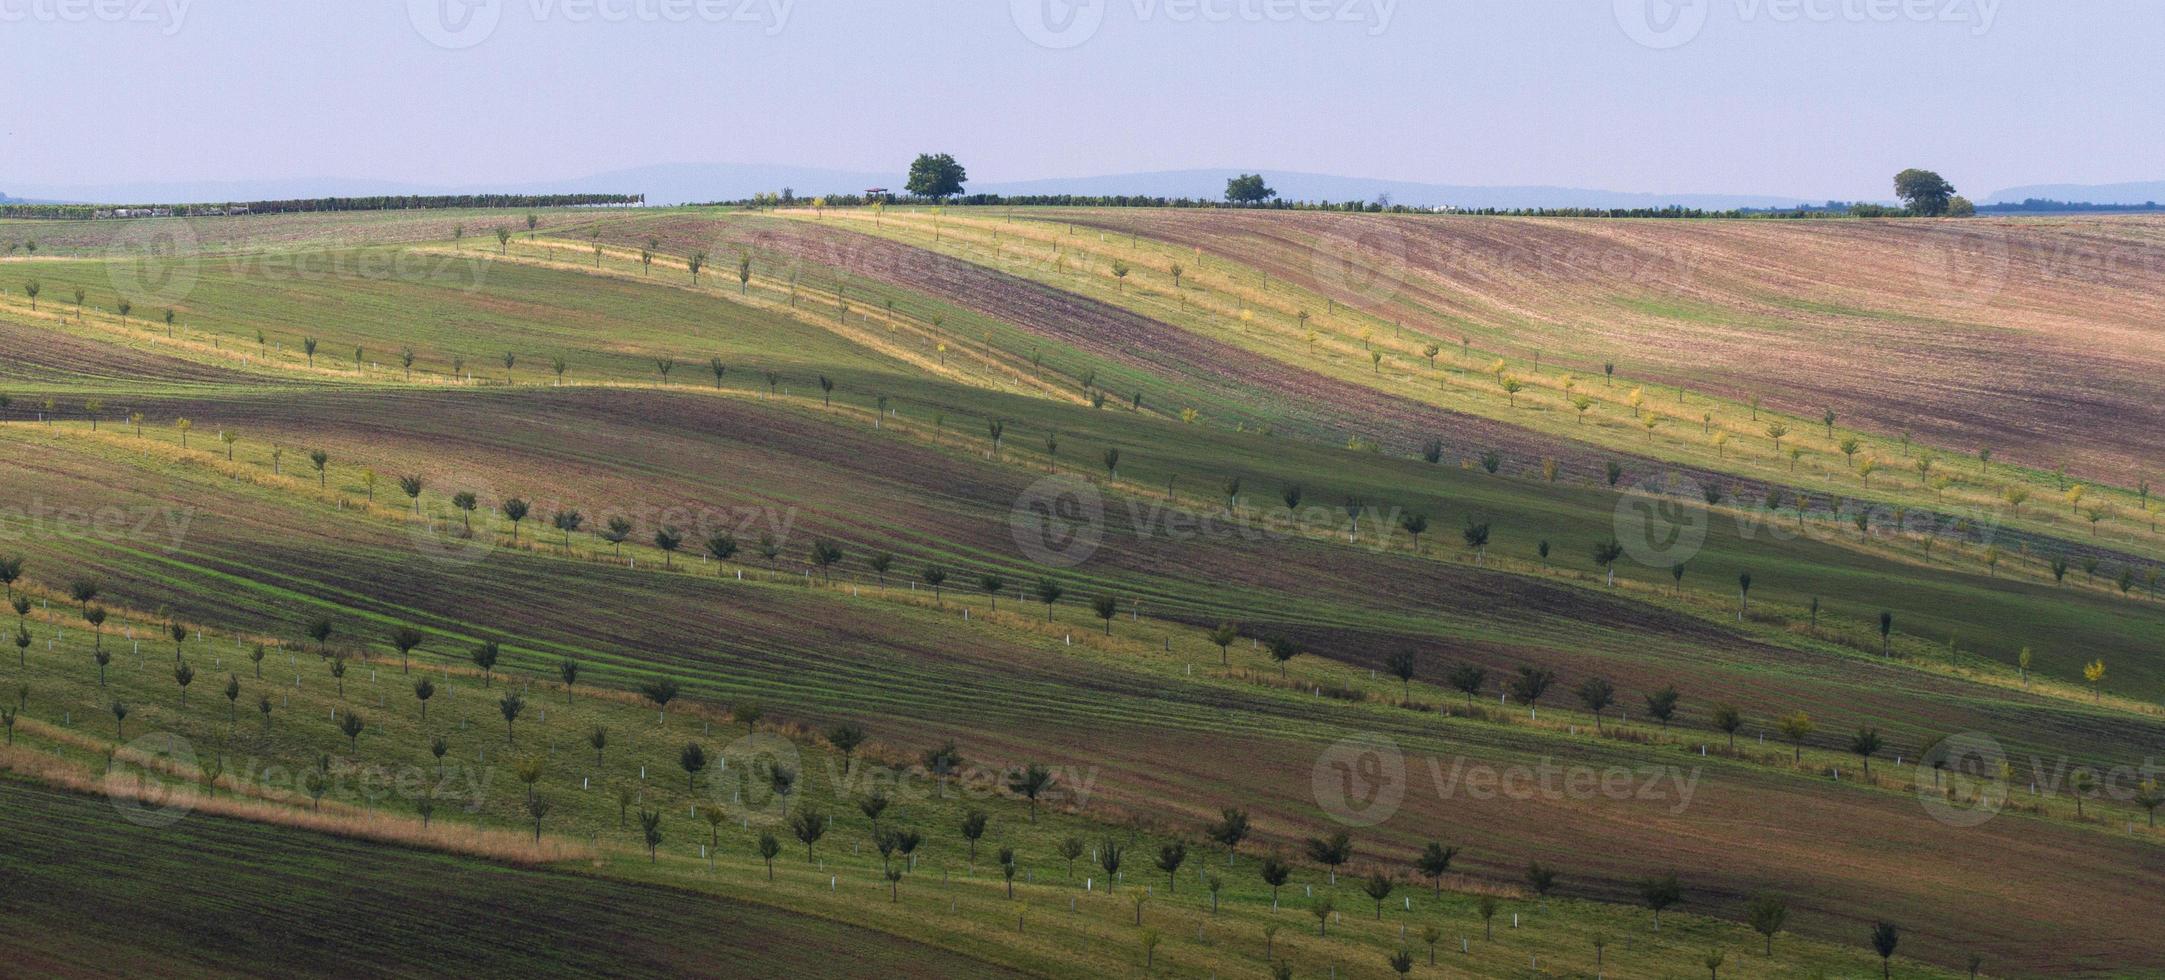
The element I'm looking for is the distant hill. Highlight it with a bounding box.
[1984,180,2165,206]
[9,164,1820,212]
[971,169,1818,211]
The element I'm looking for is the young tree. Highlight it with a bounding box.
[1777,711,1814,763]
[1034,577,1063,621]
[1204,622,1240,666]
[1591,539,1626,586]
[1303,831,1352,885]
[679,741,708,791]
[641,678,679,721]
[639,808,664,861]
[589,515,629,558]
[388,626,424,675]
[1747,894,1789,955]
[1362,872,1396,919]
[1870,922,1901,979]
[1205,807,1250,864]
[1639,872,1682,931]
[1155,840,1187,893]
[1849,726,1883,777]
[1475,895,1499,940]
[1577,676,1616,732]
[1711,703,1743,749]
[757,831,781,880]
[413,677,435,722]
[1462,517,1491,564]
[499,692,524,743]
[1383,649,1418,702]
[958,809,989,861]
[336,708,366,750]
[1511,665,1555,716]
[652,526,683,569]
[1414,841,1459,895]
[1092,595,1118,635]
[552,510,584,551]
[1399,512,1429,553]
[500,497,530,543]
[826,722,865,770]
[471,639,500,686]
[174,661,196,707]
[1525,861,1559,908]
[554,657,581,704]
[1008,764,1053,821]
[1446,661,1480,705]
[1268,637,1302,677]
[790,806,827,862]
[1644,685,1680,733]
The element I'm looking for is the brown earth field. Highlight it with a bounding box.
[10,383,2160,758]
[3,387,2162,971]
[1056,210,2165,487]
[0,779,1021,979]
[578,212,2156,577]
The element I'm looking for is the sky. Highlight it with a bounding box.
[4,0,2161,200]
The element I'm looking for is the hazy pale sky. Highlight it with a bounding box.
[5,0,2159,198]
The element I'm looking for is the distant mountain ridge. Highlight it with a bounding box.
[1982,180,2165,206]
[6,164,1821,212]
[14,165,2163,212]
